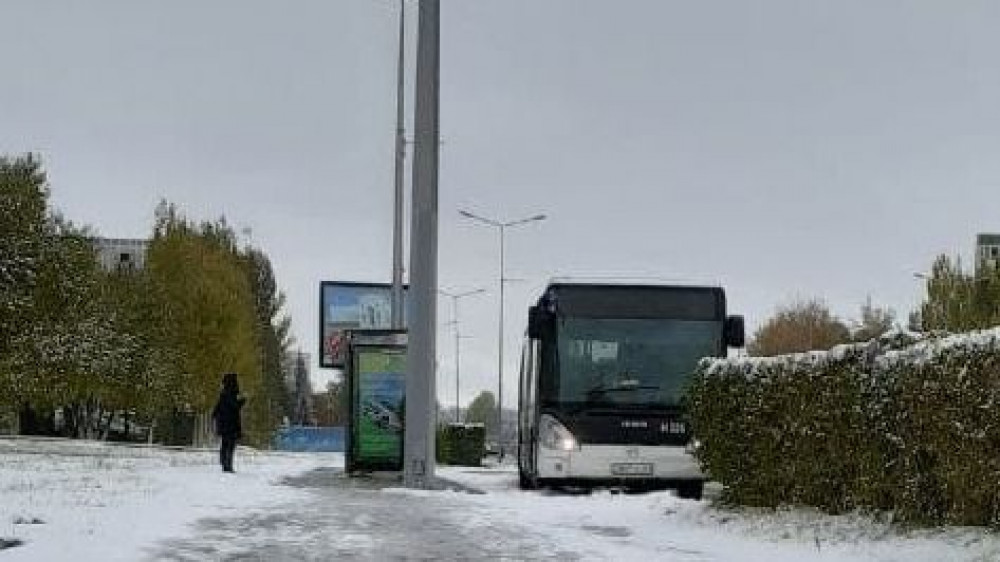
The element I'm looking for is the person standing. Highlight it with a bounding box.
[211,372,246,473]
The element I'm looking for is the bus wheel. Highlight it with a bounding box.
[518,470,537,490]
[676,481,703,501]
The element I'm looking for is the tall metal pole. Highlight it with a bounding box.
[454,297,461,423]
[497,225,505,461]
[440,288,482,425]
[404,0,440,489]
[457,211,546,463]
[391,0,406,330]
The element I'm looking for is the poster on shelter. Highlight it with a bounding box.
[354,349,405,467]
[320,282,409,368]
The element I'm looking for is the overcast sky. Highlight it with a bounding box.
[4,1,1000,407]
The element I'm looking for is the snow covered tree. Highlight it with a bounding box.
[147,209,263,445]
[291,352,312,425]
[748,299,851,356]
[851,297,895,342]
[313,380,346,426]
[919,254,1000,332]
[242,248,295,430]
[2,169,293,443]
[466,391,497,436]
[0,155,49,410]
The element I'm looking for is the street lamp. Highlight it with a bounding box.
[439,287,485,423]
[458,209,546,461]
[390,0,407,330]
[912,272,932,331]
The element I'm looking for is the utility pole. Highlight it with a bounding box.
[391,0,406,330]
[498,225,505,455]
[458,210,546,462]
[440,288,484,423]
[404,0,440,489]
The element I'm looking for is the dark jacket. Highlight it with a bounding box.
[212,384,246,438]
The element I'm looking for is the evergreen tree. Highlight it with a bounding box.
[919,254,1000,332]
[292,352,313,425]
[851,297,896,342]
[242,248,294,429]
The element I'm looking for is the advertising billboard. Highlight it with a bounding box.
[319,282,409,368]
[353,347,406,469]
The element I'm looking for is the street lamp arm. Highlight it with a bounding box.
[459,209,502,227]
[439,287,486,299]
[503,214,547,228]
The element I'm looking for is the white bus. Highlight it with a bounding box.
[517,282,744,498]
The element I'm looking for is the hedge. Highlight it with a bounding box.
[436,423,485,467]
[689,329,1000,526]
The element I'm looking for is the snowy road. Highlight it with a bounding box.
[150,463,1000,561]
[2,438,999,561]
[151,467,579,561]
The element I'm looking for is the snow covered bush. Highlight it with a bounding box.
[436,423,486,467]
[689,341,885,513]
[879,330,1000,526]
[688,329,1000,527]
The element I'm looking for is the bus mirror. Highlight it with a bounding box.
[528,306,550,339]
[725,315,746,348]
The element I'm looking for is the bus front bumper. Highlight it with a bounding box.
[537,444,702,482]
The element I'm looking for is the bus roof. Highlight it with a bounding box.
[545,275,722,287]
[536,282,726,321]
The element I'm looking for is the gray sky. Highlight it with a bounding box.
[4,1,1000,406]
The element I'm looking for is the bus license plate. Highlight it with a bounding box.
[611,463,653,477]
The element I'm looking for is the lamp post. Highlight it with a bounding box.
[390,0,406,330]
[913,272,931,331]
[440,288,484,423]
[458,210,546,461]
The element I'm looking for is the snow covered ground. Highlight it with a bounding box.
[2,438,998,561]
[435,465,1000,561]
[0,437,329,561]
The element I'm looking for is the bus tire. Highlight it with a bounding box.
[518,469,537,490]
[676,481,704,501]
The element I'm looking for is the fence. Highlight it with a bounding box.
[274,426,345,452]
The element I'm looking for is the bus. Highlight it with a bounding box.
[517,282,745,498]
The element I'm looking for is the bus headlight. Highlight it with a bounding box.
[539,414,580,452]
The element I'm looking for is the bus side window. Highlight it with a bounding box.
[519,339,531,420]
[539,336,558,401]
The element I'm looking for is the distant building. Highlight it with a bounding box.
[282,351,312,393]
[976,234,1000,274]
[93,238,149,272]
[282,351,314,425]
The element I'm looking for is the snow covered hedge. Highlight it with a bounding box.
[688,329,1000,527]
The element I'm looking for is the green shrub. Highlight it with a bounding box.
[436,423,485,467]
[689,329,1000,527]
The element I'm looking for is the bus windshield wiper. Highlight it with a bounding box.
[585,383,660,398]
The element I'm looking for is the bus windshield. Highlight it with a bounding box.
[553,317,722,409]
